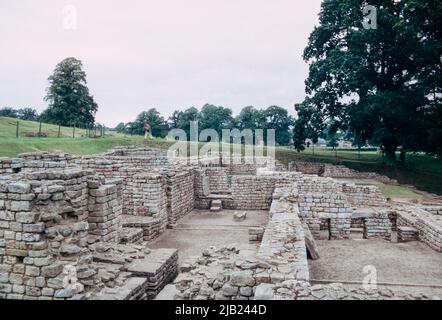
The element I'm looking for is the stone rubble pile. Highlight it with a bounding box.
[289,161,398,185]
[255,281,441,300]
[88,243,178,300]
[173,245,263,300]
[119,228,144,245]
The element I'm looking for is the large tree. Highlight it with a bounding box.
[41,57,98,126]
[169,107,199,137]
[17,108,39,121]
[293,102,325,151]
[296,0,442,161]
[198,104,234,135]
[263,106,293,146]
[0,107,18,118]
[129,108,169,137]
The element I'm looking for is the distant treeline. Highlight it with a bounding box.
[114,104,294,146]
[0,107,39,121]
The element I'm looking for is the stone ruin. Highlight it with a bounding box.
[0,149,441,300]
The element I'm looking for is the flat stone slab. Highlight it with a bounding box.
[233,211,247,221]
[127,260,163,276]
[126,248,178,277]
[352,208,376,219]
[155,284,179,300]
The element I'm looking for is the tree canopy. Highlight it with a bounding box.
[126,108,169,137]
[294,0,442,161]
[41,57,98,127]
[0,107,39,121]
[115,104,294,145]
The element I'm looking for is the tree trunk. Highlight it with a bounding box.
[384,144,397,162]
[399,149,406,163]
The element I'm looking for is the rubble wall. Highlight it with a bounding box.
[342,183,387,207]
[397,207,442,252]
[297,192,352,240]
[258,189,309,282]
[0,169,97,300]
[289,161,398,185]
[229,176,275,210]
[87,180,122,243]
[166,170,195,226]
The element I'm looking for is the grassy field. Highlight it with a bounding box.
[0,116,93,138]
[0,136,149,157]
[336,178,424,201]
[1,117,442,194]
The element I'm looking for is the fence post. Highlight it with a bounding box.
[16,120,19,138]
[58,125,61,138]
[38,121,42,137]
[73,125,75,138]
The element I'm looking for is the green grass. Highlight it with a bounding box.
[343,179,423,201]
[0,136,148,158]
[1,116,442,194]
[0,116,92,138]
[275,147,442,195]
[376,183,423,201]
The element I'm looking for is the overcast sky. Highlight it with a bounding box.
[0,0,322,127]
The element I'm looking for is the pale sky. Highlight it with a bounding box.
[0,0,322,127]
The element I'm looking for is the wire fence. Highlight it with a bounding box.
[4,119,106,139]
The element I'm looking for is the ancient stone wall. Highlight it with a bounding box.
[397,207,442,252]
[166,170,194,226]
[87,181,122,243]
[258,189,309,282]
[288,161,324,175]
[289,161,398,185]
[420,206,442,216]
[205,168,229,194]
[173,187,309,300]
[362,211,392,240]
[193,169,211,209]
[229,176,275,210]
[128,174,167,224]
[0,158,22,175]
[342,183,387,207]
[295,176,341,194]
[0,168,97,300]
[297,192,352,240]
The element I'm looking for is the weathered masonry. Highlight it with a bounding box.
[1,150,441,300]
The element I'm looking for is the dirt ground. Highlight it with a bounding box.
[309,236,442,296]
[150,209,268,262]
